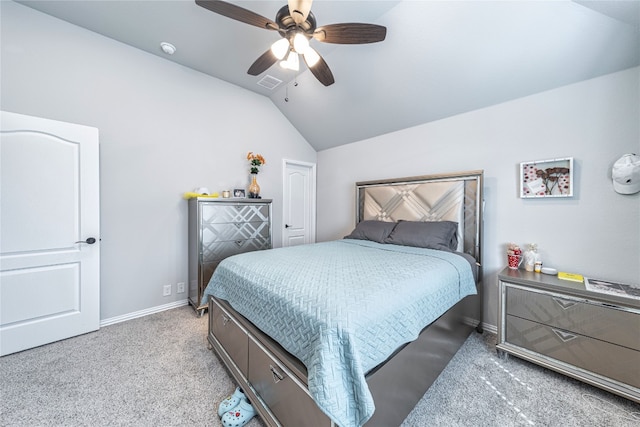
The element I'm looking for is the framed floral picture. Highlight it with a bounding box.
[520,157,573,198]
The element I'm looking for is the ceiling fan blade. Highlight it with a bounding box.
[288,0,313,25]
[303,53,334,86]
[247,49,278,76]
[196,0,278,30]
[313,23,387,44]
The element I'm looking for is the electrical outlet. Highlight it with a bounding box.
[177,282,185,293]
[163,284,172,296]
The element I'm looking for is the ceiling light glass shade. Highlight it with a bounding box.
[280,51,299,71]
[271,38,290,60]
[303,47,320,67]
[292,33,310,54]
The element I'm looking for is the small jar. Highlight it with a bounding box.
[534,261,542,273]
[222,190,231,198]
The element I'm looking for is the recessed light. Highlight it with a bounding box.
[160,42,176,55]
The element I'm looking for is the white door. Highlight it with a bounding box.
[282,160,316,247]
[0,111,100,356]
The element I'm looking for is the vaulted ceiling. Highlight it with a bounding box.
[16,0,640,151]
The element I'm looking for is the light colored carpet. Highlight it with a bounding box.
[1,306,638,426]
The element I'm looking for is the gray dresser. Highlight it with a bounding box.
[497,268,639,403]
[188,198,272,313]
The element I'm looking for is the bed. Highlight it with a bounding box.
[202,170,484,427]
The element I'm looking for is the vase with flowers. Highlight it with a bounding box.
[247,151,266,198]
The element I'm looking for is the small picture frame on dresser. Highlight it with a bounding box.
[233,189,246,198]
[520,157,573,198]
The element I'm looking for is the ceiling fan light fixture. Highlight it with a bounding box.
[303,47,320,67]
[280,50,300,71]
[196,0,386,87]
[292,32,310,54]
[271,38,290,60]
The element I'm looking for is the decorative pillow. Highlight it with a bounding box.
[384,220,459,251]
[343,220,398,243]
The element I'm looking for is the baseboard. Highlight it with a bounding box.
[100,299,190,327]
[482,322,497,335]
[462,316,497,335]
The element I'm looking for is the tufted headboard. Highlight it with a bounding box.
[356,170,484,267]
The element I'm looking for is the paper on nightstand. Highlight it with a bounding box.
[557,272,584,283]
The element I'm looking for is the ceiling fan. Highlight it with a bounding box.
[195,0,387,86]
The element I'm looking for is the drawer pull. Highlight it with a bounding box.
[552,328,577,342]
[222,314,230,326]
[552,297,577,310]
[269,364,285,383]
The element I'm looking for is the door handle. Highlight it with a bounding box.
[552,297,577,310]
[285,224,291,228]
[269,364,285,383]
[75,237,97,244]
[552,328,577,343]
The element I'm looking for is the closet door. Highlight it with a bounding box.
[283,160,316,247]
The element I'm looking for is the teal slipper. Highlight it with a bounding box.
[221,397,256,427]
[217,387,245,418]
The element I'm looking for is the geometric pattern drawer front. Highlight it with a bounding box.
[202,221,270,246]
[506,315,640,388]
[201,203,270,224]
[248,338,332,427]
[506,286,640,351]
[202,233,271,262]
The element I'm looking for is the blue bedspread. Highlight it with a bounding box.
[202,239,476,427]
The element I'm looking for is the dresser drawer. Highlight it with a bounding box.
[506,315,640,388]
[202,221,270,244]
[248,338,331,427]
[210,299,249,378]
[201,203,270,224]
[202,238,271,262]
[506,286,640,351]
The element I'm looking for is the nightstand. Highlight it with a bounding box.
[497,267,640,403]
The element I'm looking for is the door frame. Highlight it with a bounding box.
[282,159,317,246]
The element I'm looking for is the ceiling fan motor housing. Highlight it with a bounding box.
[276,5,316,37]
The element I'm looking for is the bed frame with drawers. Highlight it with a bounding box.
[207,171,484,426]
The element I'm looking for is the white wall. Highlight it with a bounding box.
[317,67,640,329]
[1,2,316,320]
[3,2,638,330]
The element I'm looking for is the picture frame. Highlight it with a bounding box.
[233,189,246,198]
[584,277,640,301]
[520,157,573,198]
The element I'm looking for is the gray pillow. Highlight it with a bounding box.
[384,220,459,251]
[344,220,398,243]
